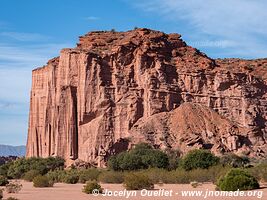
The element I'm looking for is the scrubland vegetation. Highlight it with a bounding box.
[0,143,266,196]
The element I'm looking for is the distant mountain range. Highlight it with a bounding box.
[0,145,26,157]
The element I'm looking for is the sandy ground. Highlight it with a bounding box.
[1,181,266,200]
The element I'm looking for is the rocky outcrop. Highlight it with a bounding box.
[130,103,254,156]
[26,29,267,166]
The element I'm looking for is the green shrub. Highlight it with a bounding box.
[7,157,64,179]
[63,170,79,184]
[0,175,9,186]
[5,182,22,193]
[217,169,259,191]
[108,143,169,171]
[82,180,103,194]
[169,170,191,184]
[23,170,40,182]
[140,168,200,184]
[142,150,169,169]
[33,175,54,187]
[98,171,124,183]
[220,154,250,168]
[141,165,230,184]
[107,155,120,171]
[123,173,154,190]
[118,153,143,171]
[0,162,13,177]
[181,149,219,171]
[46,170,66,183]
[79,168,101,183]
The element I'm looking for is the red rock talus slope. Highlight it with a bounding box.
[26,28,267,166]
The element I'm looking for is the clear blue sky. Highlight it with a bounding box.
[0,0,267,145]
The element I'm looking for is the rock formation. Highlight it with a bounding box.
[26,28,267,166]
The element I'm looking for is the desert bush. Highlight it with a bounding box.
[108,143,169,171]
[5,182,22,193]
[62,170,79,184]
[142,168,178,184]
[191,181,199,188]
[33,175,54,187]
[0,162,13,177]
[140,168,198,184]
[7,157,64,179]
[203,165,231,183]
[248,163,267,182]
[123,172,154,190]
[79,168,101,183]
[217,169,259,191]
[6,197,19,200]
[23,170,40,182]
[170,170,191,184]
[141,165,231,184]
[0,175,9,186]
[220,154,250,168]
[82,180,103,194]
[46,170,66,183]
[187,168,212,183]
[98,171,124,183]
[181,149,219,171]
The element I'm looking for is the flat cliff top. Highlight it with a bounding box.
[216,58,267,80]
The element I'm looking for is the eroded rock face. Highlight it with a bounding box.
[26,29,267,166]
[130,103,256,156]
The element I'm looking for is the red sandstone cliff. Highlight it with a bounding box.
[26,29,267,166]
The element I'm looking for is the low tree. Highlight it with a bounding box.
[181,149,219,171]
[220,154,250,168]
[108,143,169,171]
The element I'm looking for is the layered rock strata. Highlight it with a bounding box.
[27,29,267,166]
